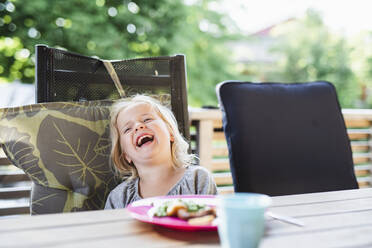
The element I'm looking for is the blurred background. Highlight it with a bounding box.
[1,0,372,108]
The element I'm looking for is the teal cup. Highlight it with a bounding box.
[217,193,271,248]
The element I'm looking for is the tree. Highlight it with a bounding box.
[0,0,238,106]
[354,32,372,107]
[267,9,359,107]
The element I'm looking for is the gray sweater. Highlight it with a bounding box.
[105,165,217,209]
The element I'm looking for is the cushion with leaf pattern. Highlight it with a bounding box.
[0,100,121,214]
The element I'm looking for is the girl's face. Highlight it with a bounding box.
[116,102,174,166]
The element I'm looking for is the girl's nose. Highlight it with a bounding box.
[135,123,145,131]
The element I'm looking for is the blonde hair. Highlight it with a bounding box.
[110,95,195,178]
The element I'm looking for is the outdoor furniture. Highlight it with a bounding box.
[0,188,371,247]
[216,81,358,196]
[35,44,190,140]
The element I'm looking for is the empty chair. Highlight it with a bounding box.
[216,81,358,196]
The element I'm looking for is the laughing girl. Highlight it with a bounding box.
[105,95,217,209]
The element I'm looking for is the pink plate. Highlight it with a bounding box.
[127,195,218,231]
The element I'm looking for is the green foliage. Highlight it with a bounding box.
[359,34,372,107]
[266,10,360,107]
[3,2,370,108]
[0,0,237,106]
[168,2,240,106]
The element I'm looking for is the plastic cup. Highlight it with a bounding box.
[217,193,271,248]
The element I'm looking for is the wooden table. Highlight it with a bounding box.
[1,188,372,248]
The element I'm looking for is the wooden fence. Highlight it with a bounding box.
[1,108,372,215]
[0,148,30,216]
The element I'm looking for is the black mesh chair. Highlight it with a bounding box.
[35,44,190,140]
[216,81,358,196]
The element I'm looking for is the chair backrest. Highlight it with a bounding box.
[35,44,190,141]
[216,81,358,196]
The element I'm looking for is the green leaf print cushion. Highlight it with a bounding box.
[0,100,121,214]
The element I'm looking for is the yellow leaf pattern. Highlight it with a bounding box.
[0,101,120,214]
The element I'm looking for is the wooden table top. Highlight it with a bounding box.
[1,188,372,248]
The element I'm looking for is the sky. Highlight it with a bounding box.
[219,0,372,35]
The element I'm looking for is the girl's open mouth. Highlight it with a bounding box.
[136,134,154,147]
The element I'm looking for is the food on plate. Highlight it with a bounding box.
[149,199,217,225]
[188,214,216,226]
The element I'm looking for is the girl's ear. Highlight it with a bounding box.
[170,132,175,142]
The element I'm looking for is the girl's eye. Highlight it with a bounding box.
[124,127,131,134]
[144,118,152,122]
